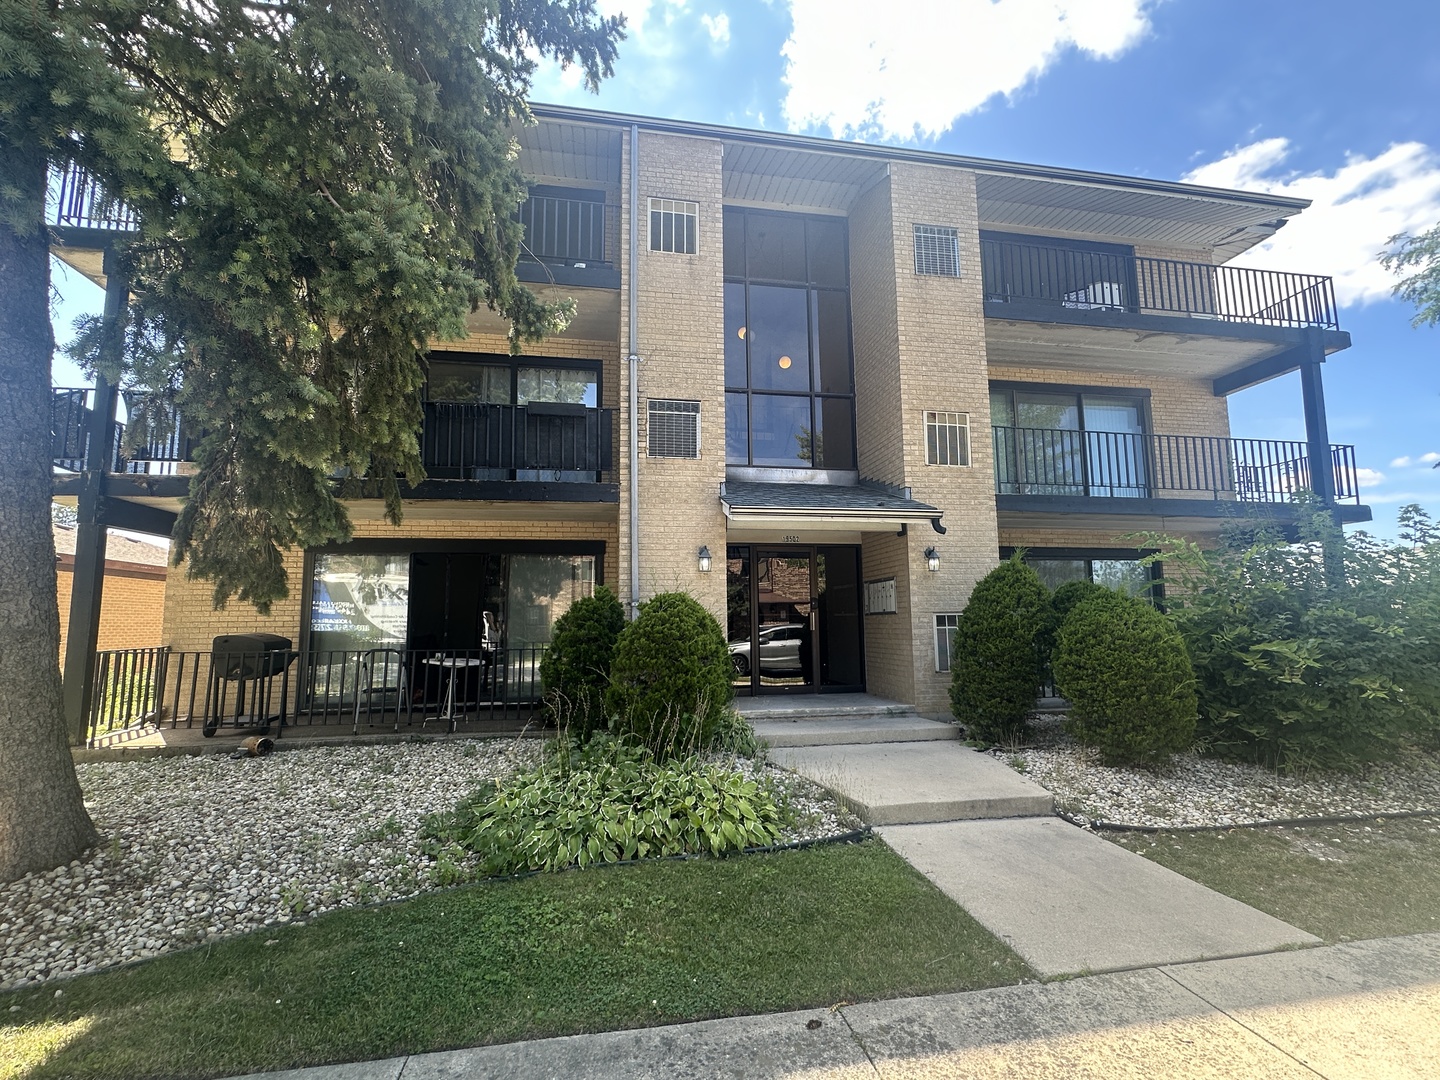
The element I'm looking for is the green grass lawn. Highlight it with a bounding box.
[1109,814,1440,944]
[1,839,1031,1080]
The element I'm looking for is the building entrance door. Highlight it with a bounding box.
[726,545,864,695]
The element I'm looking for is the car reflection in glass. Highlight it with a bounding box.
[728,623,805,676]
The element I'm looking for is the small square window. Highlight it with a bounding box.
[647,399,700,458]
[935,613,960,672]
[925,411,970,466]
[649,199,699,254]
[914,225,961,276]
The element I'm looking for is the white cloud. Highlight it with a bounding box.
[1356,467,1387,488]
[1392,456,1414,468]
[1423,452,1440,464]
[700,11,730,46]
[781,0,1155,141]
[1183,139,1440,307]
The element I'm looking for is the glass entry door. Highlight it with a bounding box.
[726,545,864,695]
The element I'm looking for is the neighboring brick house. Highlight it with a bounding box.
[50,106,1369,722]
[53,525,167,665]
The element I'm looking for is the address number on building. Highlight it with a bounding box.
[782,534,801,544]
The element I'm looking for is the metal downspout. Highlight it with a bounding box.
[627,122,641,616]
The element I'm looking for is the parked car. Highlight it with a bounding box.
[728,623,806,676]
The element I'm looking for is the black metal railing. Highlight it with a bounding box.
[423,402,615,481]
[979,237,1340,331]
[51,387,124,473]
[82,645,550,747]
[517,194,617,267]
[992,426,1361,504]
[49,162,137,232]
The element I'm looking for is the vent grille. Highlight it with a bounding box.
[914,225,961,277]
[647,399,700,458]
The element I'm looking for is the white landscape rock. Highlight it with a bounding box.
[0,739,855,991]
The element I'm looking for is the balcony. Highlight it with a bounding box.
[992,426,1369,527]
[514,190,620,290]
[979,237,1348,385]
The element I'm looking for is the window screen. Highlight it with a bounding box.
[649,199,698,254]
[925,411,970,466]
[914,225,961,276]
[647,399,700,458]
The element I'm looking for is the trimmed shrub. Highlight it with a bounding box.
[1037,579,1113,671]
[605,591,734,755]
[949,556,1050,742]
[1052,591,1197,767]
[539,586,626,738]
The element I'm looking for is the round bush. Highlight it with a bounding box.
[605,591,734,756]
[1053,592,1198,767]
[949,557,1049,742]
[539,586,626,738]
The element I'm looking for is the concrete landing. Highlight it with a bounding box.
[753,715,960,747]
[734,693,917,721]
[880,817,1321,978]
[769,741,1053,824]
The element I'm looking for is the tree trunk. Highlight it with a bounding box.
[0,146,100,881]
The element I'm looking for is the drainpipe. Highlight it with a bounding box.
[627,122,641,617]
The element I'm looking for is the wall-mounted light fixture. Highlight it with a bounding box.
[924,546,940,572]
[698,545,713,573]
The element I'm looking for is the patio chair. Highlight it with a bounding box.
[352,648,410,733]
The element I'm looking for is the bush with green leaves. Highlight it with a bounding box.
[605,591,734,755]
[420,738,781,877]
[1052,590,1197,767]
[538,586,626,738]
[1151,503,1440,771]
[949,556,1050,742]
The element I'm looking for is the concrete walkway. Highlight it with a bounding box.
[236,932,1440,1079]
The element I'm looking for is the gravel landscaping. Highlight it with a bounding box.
[988,714,1440,829]
[0,739,857,992]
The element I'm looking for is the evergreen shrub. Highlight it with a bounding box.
[538,586,625,739]
[949,556,1049,742]
[605,591,734,755]
[1052,591,1197,767]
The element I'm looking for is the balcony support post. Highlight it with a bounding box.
[1298,327,1335,508]
[61,253,126,745]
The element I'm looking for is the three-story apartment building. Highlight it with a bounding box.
[52,105,1369,726]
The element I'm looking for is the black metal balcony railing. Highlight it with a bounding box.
[423,401,614,482]
[49,162,137,233]
[993,426,1361,505]
[51,387,125,473]
[979,238,1340,331]
[516,194,617,268]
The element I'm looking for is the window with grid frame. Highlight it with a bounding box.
[649,198,699,254]
[647,398,701,458]
[914,224,961,277]
[925,410,970,466]
[934,613,960,673]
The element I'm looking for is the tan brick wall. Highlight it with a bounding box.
[56,562,167,665]
[617,131,729,624]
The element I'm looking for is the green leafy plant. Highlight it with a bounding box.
[539,586,626,738]
[949,556,1050,742]
[1052,590,1197,767]
[709,709,763,758]
[420,739,781,877]
[605,592,734,756]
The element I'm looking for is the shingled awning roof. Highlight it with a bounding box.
[720,481,944,534]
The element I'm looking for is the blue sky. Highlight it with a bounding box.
[50,0,1440,536]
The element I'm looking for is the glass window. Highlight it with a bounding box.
[745,213,807,282]
[807,217,848,287]
[813,291,853,395]
[935,613,960,673]
[750,394,812,467]
[1092,559,1154,597]
[747,286,811,392]
[725,282,748,388]
[1016,392,1080,431]
[726,392,749,463]
[309,553,411,652]
[517,367,596,407]
[506,555,596,648]
[816,397,856,470]
[1031,559,1088,592]
[648,199,697,255]
[428,362,509,404]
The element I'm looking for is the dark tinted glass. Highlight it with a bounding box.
[813,290,852,394]
[746,214,807,282]
[723,209,745,277]
[748,286,811,392]
[724,283,748,388]
[807,217,848,287]
[817,397,856,469]
[726,392,749,464]
[750,394,813,467]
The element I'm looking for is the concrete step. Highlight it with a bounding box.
[880,818,1320,978]
[735,698,920,722]
[753,715,960,748]
[768,741,1054,825]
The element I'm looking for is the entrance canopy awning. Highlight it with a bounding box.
[720,481,945,534]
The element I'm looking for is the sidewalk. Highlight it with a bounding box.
[238,931,1440,1079]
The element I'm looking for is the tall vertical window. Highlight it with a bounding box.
[934,613,960,672]
[649,198,698,254]
[723,208,856,471]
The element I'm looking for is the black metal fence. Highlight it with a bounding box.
[979,237,1340,331]
[993,426,1361,504]
[49,162,137,232]
[83,645,549,746]
[423,402,615,481]
[517,194,617,267]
